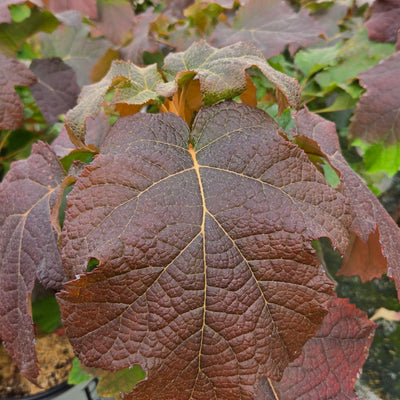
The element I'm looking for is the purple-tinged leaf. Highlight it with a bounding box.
[40,18,110,86]
[52,126,76,157]
[91,0,134,46]
[119,8,160,66]
[365,0,400,44]
[0,53,36,130]
[211,0,324,58]
[349,52,400,145]
[0,142,66,382]
[43,0,98,19]
[259,296,376,400]
[30,57,80,124]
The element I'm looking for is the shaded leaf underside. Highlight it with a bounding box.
[0,142,66,381]
[65,61,164,145]
[163,41,301,109]
[59,102,350,399]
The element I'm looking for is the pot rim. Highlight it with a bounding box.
[1,381,72,400]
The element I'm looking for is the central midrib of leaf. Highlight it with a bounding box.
[189,141,281,392]
[188,143,208,388]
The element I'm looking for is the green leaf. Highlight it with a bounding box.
[294,43,341,77]
[68,358,92,385]
[163,40,301,108]
[65,61,165,145]
[313,91,357,114]
[32,295,62,333]
[0,8,59,57]
[96,367,146,398]
[314,27,395,94]
[364,142,400,178]
[9,3,31,23]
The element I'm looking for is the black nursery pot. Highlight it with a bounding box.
[3,379,109,400]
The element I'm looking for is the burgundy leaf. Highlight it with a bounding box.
[0,53,36,130]
[0,0,25,23]
[211,0,324,59]
[119,9,159,66]
[91,0,135,46]
[40,19,110,87]
[43,0,98,19]
[349,52,400,145]
[30,57,80,124]
[164,0,194,18]
[0,142,66,381]
[51,126,76,157]
[259,296,376,400]
[293,108,400,294]
[365,0,400,44]
[58,101,351,399]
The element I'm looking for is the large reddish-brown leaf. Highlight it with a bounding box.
[30,57,80,124]
[292,108,400,295]
[58,101,351,399]
[258,296,376,400]
[349,52,400,145]
[211,0,324,59]
[365,0,400,45]
[0,142,66,382]
[0,53,36,130]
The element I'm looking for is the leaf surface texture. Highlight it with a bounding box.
[59,101,351,399]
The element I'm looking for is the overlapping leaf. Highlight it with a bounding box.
[30,57,80,124]
[258,296,376,400]
[40,18,109,86]
[349,52,400,145]
[0,142,66,382]
[292,108,400,294]
[162,40,301,109]
[58,101,351,399]
[119,8,160,66]
[91,0,134,46]
[0,53,36,130]
[65,61,165,145]
[43,0,98,19]
[365,0,400,45]
[211,0,324,58]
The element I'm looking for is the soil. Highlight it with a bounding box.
[0,333,75,398]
